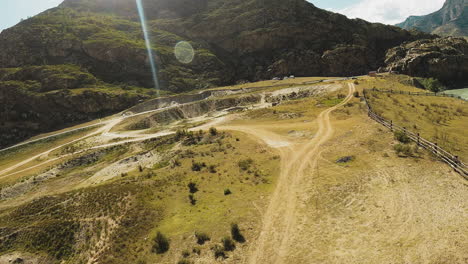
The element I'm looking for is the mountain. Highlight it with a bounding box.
[0,0,431,89]
[397,0,468,37]
[0,0,438,147]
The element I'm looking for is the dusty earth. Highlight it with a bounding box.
[0,81,466,263]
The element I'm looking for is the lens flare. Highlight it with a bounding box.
[174,41,195,64]
[136,0,160,92]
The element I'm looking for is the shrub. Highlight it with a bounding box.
[181,249,190,258]
[222,237,236,251]
[231,223,245,243]
[208,165,217,173]
[192,247,201,255]
[238,158,253,171]
[394,131,411,144]
[419,78,445,93]
[353,91,360,98]
[212,244,226,259]
[224,189,232,195]
[189,194,197,205]
[177,260,192,264]
[152,232,170,254]
[394,144,413,157]
[209,127,218,136]
[195,232,210,245]
[191,161,206,171]
[188,182,198,193]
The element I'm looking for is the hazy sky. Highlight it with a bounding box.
[0,0,447,32]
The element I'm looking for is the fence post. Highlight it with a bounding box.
[417,133,420,146]
[434,143,438,155]
[390,120,393,131]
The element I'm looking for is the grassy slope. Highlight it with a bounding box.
[360,75,468,163]
[0,77,466,263]
[0,129,280,264]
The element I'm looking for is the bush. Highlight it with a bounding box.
[222,237,236,251]
[394,144,413,157]
[353,91,360,98]
[188,182,198,193]
[394,131,411,144]
[177,260,192,264]
[189,194,197,205]
[209,127,218,136]
[419,78,445,93]
[224,189,232,195]
[191,161,206,171]
[208,165,217,173]
[152,232,170,254]
[212,244,226,259]
[231,223,245,243]
[238,158,253,171]
[195,232,210,245]
[192,247,201,255]
[181,249,190,258]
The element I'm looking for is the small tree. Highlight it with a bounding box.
[152,232,170,254]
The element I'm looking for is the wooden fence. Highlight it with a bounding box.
[363,89,468,179]
[368,87,467,101]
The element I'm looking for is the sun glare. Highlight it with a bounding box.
[136,0,160,93]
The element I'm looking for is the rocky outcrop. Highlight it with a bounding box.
[0,65,149,148]
[383,37,468,85]
[397,0,468,37]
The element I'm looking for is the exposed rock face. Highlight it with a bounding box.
[397,0,468,37]
[383,37,468,85]
[0,0,432,90]
[0,66,149,148]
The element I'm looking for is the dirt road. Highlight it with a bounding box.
[219,83,355,264]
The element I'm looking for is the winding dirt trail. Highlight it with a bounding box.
[220,83,355,264]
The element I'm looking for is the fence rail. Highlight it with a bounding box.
[363,89,468,179]
[367,88,467,101]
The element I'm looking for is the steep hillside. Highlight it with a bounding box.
[397,0,468,37]
[0,0,431,90]
[0,65,152,148]
[0,0,438,147]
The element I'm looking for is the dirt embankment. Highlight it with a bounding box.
[127,85,339,130]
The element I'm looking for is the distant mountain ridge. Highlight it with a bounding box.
[397,0,468,37]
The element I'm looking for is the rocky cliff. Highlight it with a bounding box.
[0,0,453,147]
[0,65,150,147]
[397,0,468,37]
[383,37,468,85]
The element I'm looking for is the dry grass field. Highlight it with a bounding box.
[0,77,466,264]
